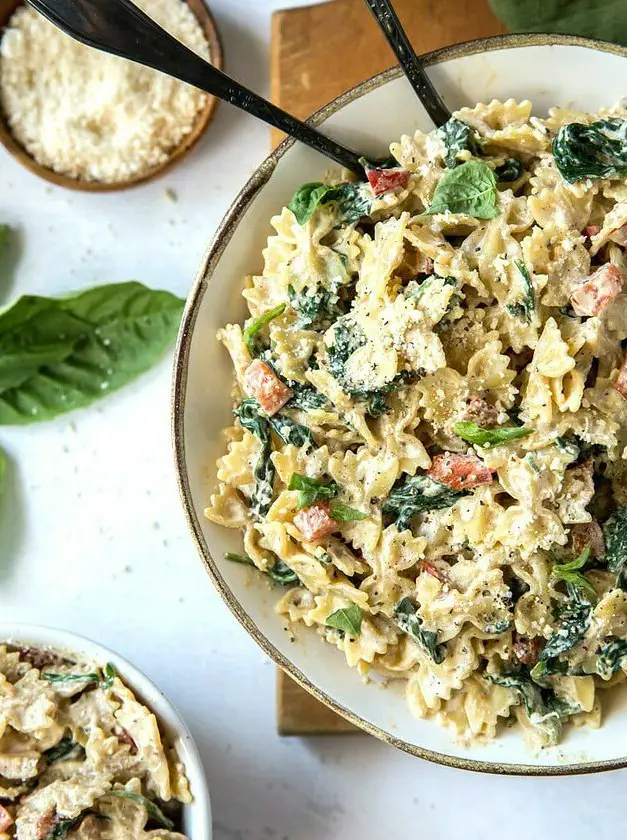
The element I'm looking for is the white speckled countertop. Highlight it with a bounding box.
[1,1,625,837]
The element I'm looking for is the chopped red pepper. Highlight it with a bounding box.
[569,263,622,316]
[366,168,410,196]
[244,359,293,417]
[427,453,494,491]
[293,502,337,541]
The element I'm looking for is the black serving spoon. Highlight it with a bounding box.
[25,0,364,174]
[363,0,452,127]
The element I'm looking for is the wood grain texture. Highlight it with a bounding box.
[273,0,505,736]
[271,0,506,145]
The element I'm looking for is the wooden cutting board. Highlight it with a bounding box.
[272,0,506,735]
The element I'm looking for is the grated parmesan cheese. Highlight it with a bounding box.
[0,0,210,183]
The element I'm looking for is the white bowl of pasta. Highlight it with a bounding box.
[0,624,212,838]
[173,33,627,774]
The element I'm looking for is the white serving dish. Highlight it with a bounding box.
[172,34,627,775]
[0,623,212,837]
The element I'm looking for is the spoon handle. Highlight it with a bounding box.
[363,0,451,127]
[27,0,364,174]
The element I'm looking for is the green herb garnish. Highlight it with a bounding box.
[453,420,532,448]
[326,605,363,637]
[243,304,286,356]
[423,160,499,219]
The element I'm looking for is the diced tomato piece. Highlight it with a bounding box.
[461,397,499,428]
[569,263,623,316]
[0,805,13,832]
[418,561,445,581]
[427,453,494,491]
[513,633,544,667]
[614,351,627,399]
[36,812,56,840]
[244,359,292,417]
[610,224,627,246]
[571,521,605,558]
[293,502,337,541]
[366,168,410,196]
[584,225,601,238]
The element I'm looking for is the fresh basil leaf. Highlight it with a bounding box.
[506,260,535,322]
[423,160,499,219]
[105,792,174,831]
[551,545,595,598]
[0,283,184,425]
[328,500,368,522]
[288,473,340,509]
[489,0,627,47]
[395,597,446,663]
[453,420,532,448]
[382,474,468,531]
[553,118,627,182]
[288,182,371,225]
[604,507,627,589]
[326,605,363,637]
[243,304,285,356]
[438,117,481,168]
[494,157,524,182]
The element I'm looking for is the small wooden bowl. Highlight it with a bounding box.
[0,0,222,191]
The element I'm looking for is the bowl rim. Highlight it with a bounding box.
[172,31,627,776]
[0,622,212,838]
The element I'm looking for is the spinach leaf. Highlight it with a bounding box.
[506,260,535,322]
[327,320,413,417]
[485,667,576,743]
[43,671,101,685]
[604,507,627,589]
[553,118,627,182]
[286,383,330,411]
[394,597,446,663]
[488,0,627,48]
[596,638,627,679]
[495,157,524,182]
[105,792,174,831]
[288,473,340,508]
[233,399,275,516]
[328,500,368,521]
[438,117,481,168]
[268,414,315,448]
[44,736,82,764]
[101,662,116,691]
[225,552,299,586]
[243,304,285,356]
[453,421,532,448]
[266,560,299,586]
[531,584,592,679]
[551,546,596,597]
[45,816,85,840]
[326,605,363,637]
[287,182,371,226]
[408,274,457,301]
[382,474,469,531]
[423,160,499,219]
[288,284,347,330]
[0,283,184,425]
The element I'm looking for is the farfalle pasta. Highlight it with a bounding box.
[0,645,191,839]
[207,99,627,748]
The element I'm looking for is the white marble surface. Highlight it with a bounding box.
[1,1,626,837]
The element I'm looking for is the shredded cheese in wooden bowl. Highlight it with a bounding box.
[0,0,220,189]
